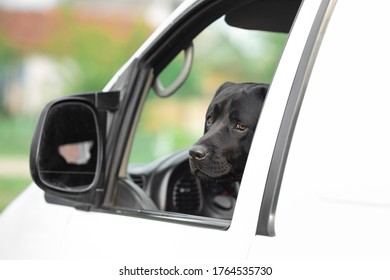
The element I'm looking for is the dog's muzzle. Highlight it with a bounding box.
[189,145,209,178]
[189,145,231,179]
[189,145,208,161]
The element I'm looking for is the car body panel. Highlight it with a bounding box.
[248,0,390,259]
[0,185,73,258]
[0,186,249,260]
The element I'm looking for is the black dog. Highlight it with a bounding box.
[189,82,268,181]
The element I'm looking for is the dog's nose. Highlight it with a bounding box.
[189,145,208,161]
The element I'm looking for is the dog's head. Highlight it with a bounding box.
[189,82,268,181]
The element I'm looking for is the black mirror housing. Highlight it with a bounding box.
[30,91,119,208]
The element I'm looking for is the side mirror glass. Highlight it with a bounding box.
[31,100,102,192]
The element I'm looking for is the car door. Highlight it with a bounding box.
[248,0,390,260]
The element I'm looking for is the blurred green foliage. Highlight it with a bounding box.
[0,117,34,212]
[0,116,37,156]
[0,33,18,67]
[41,8,152,93]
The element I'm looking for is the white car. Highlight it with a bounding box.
[1,0,390,266]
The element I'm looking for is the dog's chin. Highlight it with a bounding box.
[190,163,240,182]
[191,168,217,180]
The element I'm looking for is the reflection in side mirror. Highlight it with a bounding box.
[31,100,102,192]
[58,141,94,165]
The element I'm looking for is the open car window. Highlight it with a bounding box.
[130,18,288,164]
[114,10,293,226]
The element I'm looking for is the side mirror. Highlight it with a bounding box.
[31,100,102,192]
[30,92,119,206]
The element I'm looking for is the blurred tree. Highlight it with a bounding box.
[41,7,153,93]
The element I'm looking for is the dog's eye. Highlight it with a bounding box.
[235,123,248,131]
[206,117,213,125]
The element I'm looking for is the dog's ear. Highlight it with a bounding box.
[250,84,268,102]
[214,82,236,97]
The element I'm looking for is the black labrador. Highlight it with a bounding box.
[189,82,268,182]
